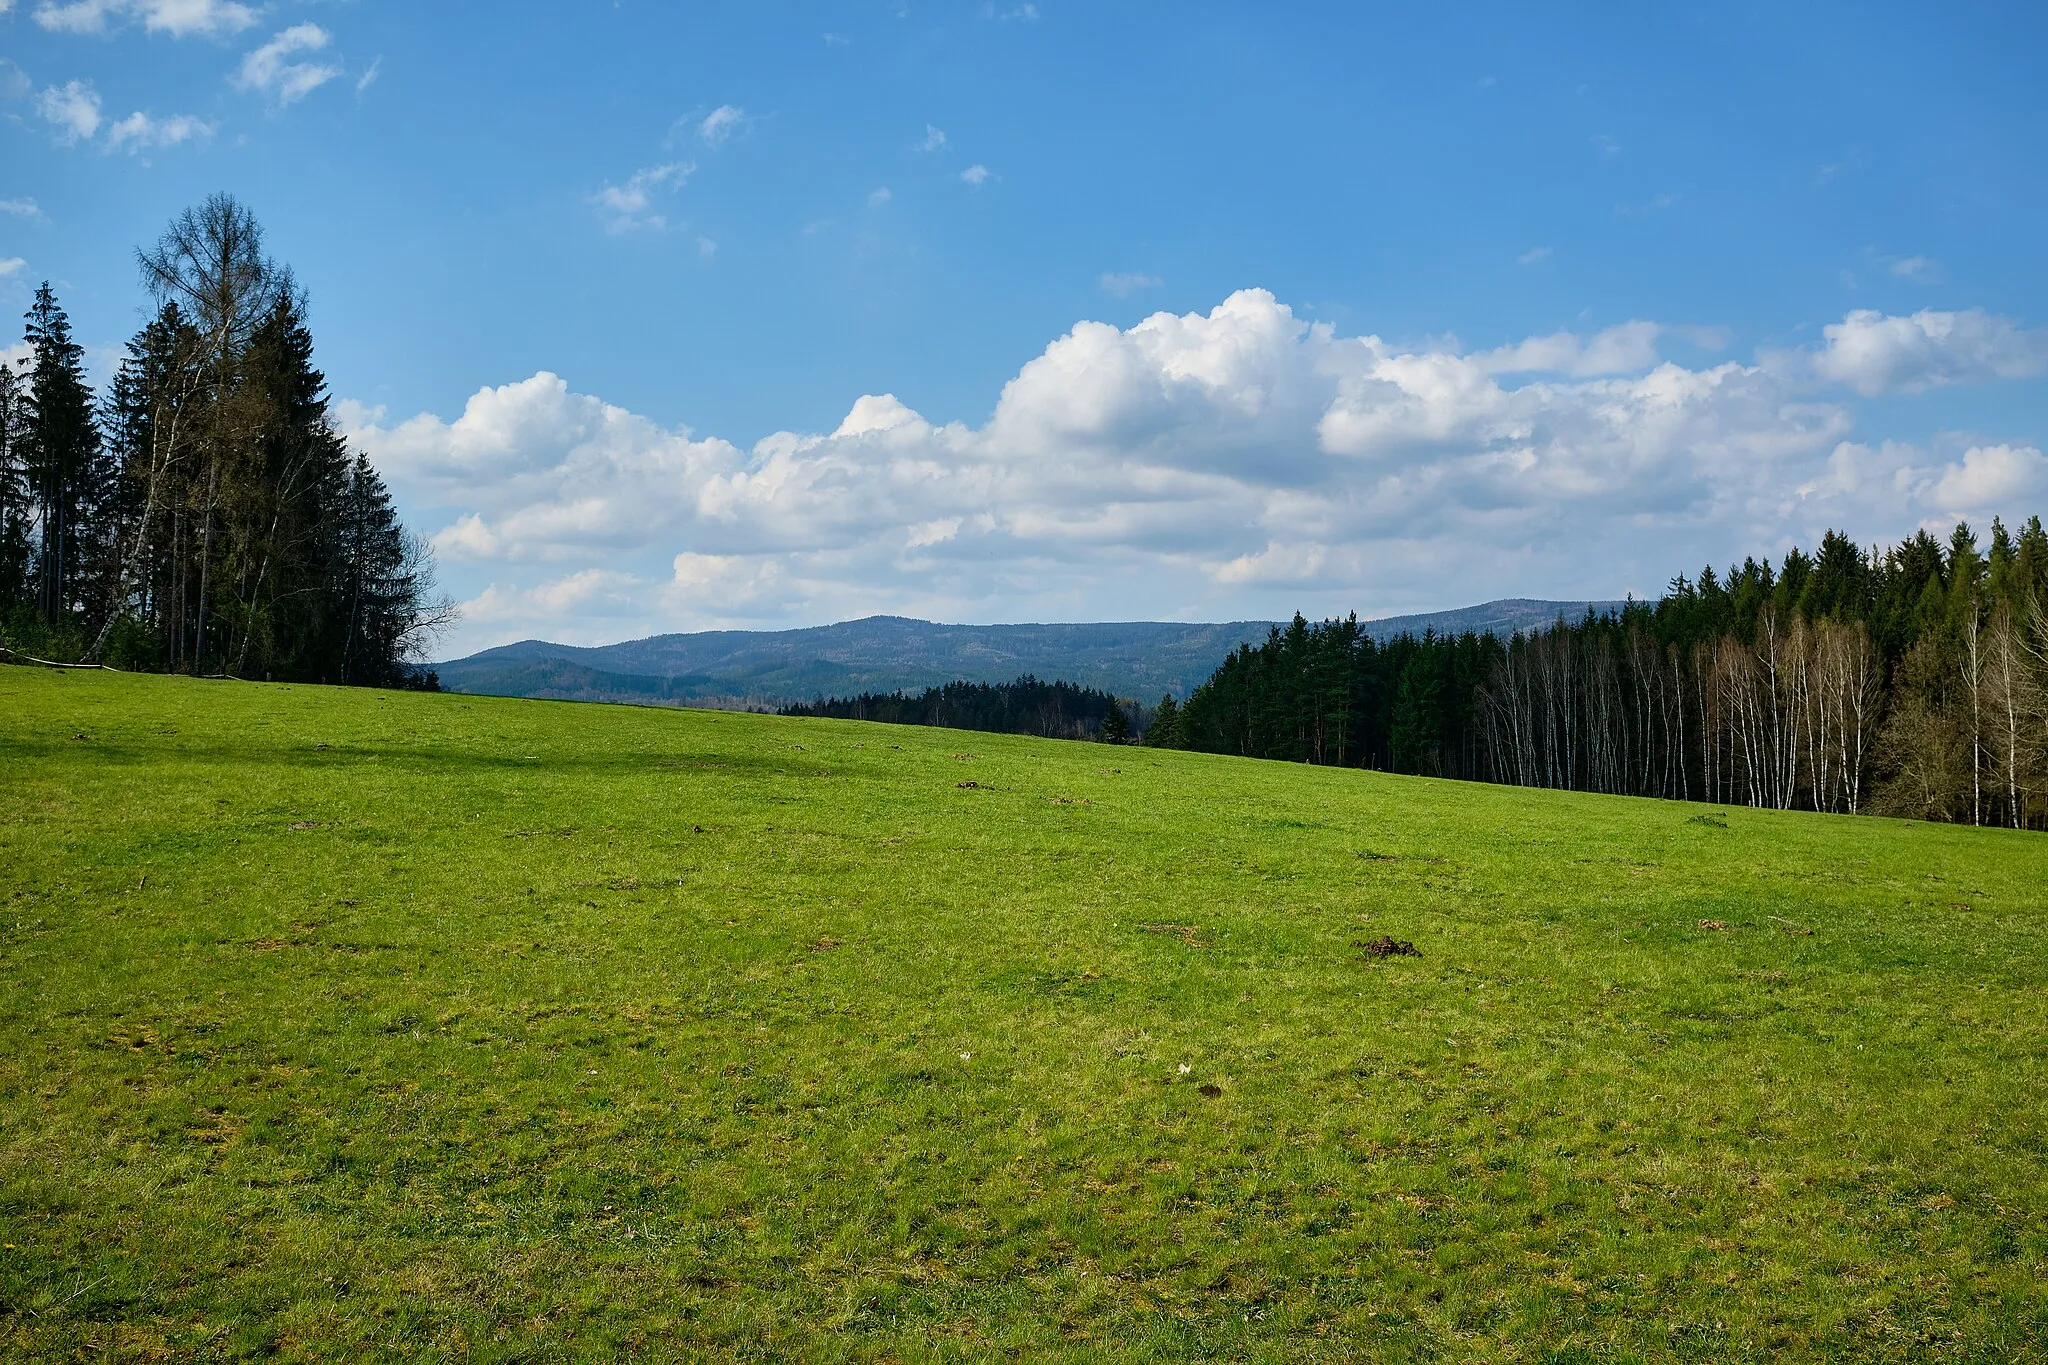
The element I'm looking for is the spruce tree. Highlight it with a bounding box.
[21,283,102,629]
[1146,694,1184,748]
[0,363,31,618]
[334,452,427,686]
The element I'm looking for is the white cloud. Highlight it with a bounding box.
[0,60,30,101]
[0,198,44,219]
[1474,320,1664,377]
[1889,255,1936,280]
[34,77,211,152]
[35,0,257,38]
[695,236,717,260]
[1517,246,1552,265]
[917,124,947,152]
[0,258,27,278]
[867,186,892,208]
[1100,272,1162,298]
[36,79,102,144]
[234,24,341,106]
[1808,308,2048,396]
[1797,439,2048,533]
[103,108,214,152]
[698,104,745,145]
[960,164,991,186]
[355,57,382,94]
[591,162,693,232]
[352,291,2048,656]
[1928,444,2048,512]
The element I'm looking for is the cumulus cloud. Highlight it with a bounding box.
[1797,439,2048,531]
[1808,308,2048,396]
[1928,444,2048,512]
[960,164,991,186]
[867,186,892,208]
[917,124,947,152]
[591,162,693,232]
[0,198,44,219]
[349,292,2048,655]
[36,79,102,144]
[233,24,341,106]
[0,258,27,278]
[1474,321,1665,377]
[1517,246,1552,265]
[35,0,257,38]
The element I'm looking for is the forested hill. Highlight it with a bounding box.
[436,600,1624,707]
[1150,518,2048,832]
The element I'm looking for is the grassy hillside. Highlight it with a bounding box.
[3,669,2045,1362]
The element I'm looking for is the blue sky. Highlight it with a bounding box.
[6,1,2048,654]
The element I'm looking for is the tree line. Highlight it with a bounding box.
[1148,518,2048,830]
[782,675,1140,741]
[0,195,449,685]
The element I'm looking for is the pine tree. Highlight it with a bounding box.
[1389,651,1445,775]
[0,362,32,618]
[334,452,446,686]
[21,283,103,632]
[1146,694,1185,748]
[219,290,355,678]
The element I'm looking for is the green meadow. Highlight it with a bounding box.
[2,668,2045,1363]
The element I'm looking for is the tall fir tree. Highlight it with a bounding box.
[0,362,32,617]
[21,283,104,628]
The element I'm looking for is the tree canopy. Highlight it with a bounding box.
[0,198,450,686]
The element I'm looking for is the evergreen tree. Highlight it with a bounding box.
[334,452,423,686]
[1146,694,1186,748]
[0,362,31,618]
[21,283,103,628]
[1099,702,1131,743]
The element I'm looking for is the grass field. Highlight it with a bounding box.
[3,668,2046,1362]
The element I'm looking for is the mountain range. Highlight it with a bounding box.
[433,599,1625,709]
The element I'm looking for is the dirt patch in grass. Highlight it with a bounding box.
[1356,936,1421,959]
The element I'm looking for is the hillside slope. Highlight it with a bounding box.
[4,668,2042,1360]
[436,599,1626,706]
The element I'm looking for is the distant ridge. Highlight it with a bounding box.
[435,599,1626,708]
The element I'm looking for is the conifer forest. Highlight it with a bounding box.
[1153,521,2048,830]
[0,196,448,686]
[781,675,1138,741]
